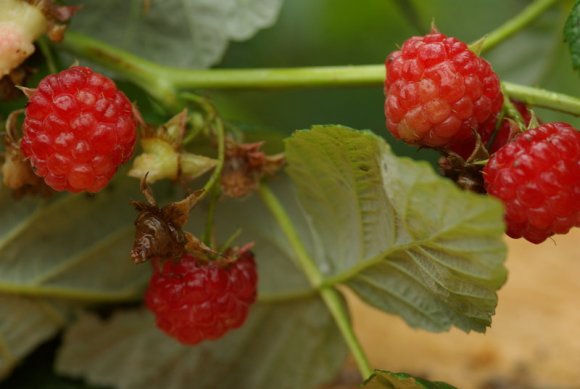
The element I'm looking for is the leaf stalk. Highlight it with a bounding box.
[258,184,373,379]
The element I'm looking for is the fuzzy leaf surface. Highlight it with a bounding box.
[363,369,457,389]
[565,0,580,73]
[66,0,284,68]
[285,125,507,333]
[56,297,346,389]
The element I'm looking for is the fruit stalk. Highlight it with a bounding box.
[258,184,373,379]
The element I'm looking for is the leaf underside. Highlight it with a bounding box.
[0,295,67,379]
[66,0,284,68]
[56,297,346,389]
[0,179,150,377]
[285,125,507,333]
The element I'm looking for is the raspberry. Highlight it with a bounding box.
[21,66,137,192]
[145,252,258,345]
[483,122,580,243]
[384,31,503,147]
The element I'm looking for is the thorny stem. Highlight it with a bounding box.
[258,184,373,379]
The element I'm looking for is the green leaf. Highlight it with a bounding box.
[565,0,580,73]
[0,178,149,376]
[66,0,284,68]
[0,180,149,302]
[0,296,67,379]
[56,297,346,389]
[285,125,507,332]
[363,370,457,389]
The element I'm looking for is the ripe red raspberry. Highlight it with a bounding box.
[21,66,136,192]
[384,31,503,147]
[483,122,580,243]
[145,252,258,345]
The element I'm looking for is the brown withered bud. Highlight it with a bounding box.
[0,67,32,101]
[130,177,213,264]
[1,110,53,197]
[438,153,486,194]
[220,139,285,198]
[438,130,488,194]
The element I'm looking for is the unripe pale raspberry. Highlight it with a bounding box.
[483,123,580,243]
[0,0,49,77]
[21,66,137,193]
[145,252,258,345]
[384,31,503,147]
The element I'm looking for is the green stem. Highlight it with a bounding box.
[194,104,226,202]
[59,31,179,107]
[503,81,580,116]
[320,288,373,379]
[37,36,59,74]
[478,0,559,53]
[501,85,526,131]
[258,184,373,379]
[202,186,220,246]
[59,19,580,116]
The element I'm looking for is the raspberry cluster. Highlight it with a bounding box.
[21,66,136,192]
[145,252,258,345]
[385,32,579,244]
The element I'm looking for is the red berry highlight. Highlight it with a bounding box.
[483,122,580,243]
[384,31,503,147]
[21,66,136,193]
[145,252,258,345]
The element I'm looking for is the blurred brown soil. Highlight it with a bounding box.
[326,229,580,389]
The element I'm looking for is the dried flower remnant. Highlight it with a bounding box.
[129,109,217,184]
[131,177,212,264]
[1,110,53,197]
[220,139,285,198]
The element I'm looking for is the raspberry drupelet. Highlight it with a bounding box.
[21,66,137,192]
